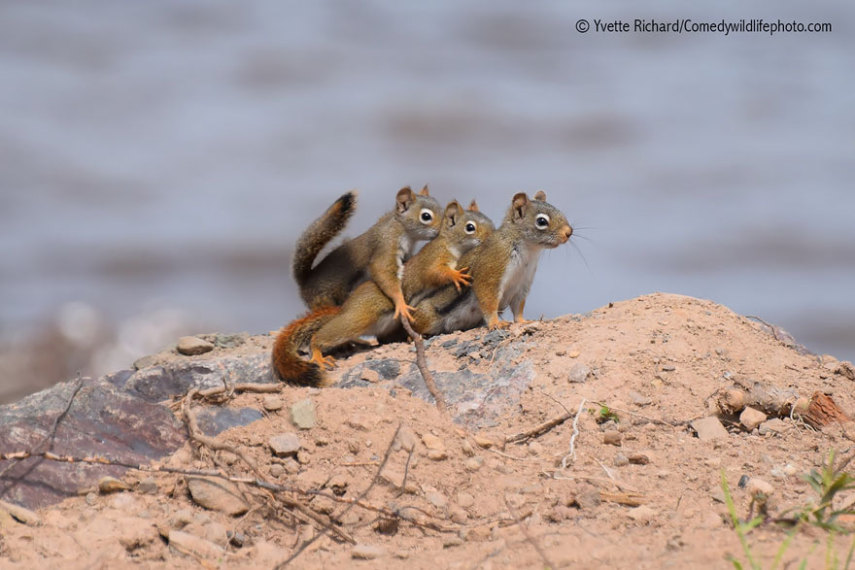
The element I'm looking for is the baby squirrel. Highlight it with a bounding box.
[273,200,494,385]
[292,186,442,320]
[412,191,572,335]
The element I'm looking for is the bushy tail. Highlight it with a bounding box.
[272,306,340,386]
[292,191,357,287]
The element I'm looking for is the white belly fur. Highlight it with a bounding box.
[498,243,541,313]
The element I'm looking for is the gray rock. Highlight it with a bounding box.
[269,433,301,456]
[568,363,591,384]
[211,333,248,349]
[186,477,249,516]
[123,353,274,402]
[194,407,263,437]
[176,336,214,356]
[614,453,629,466]
[290,398,316,429]
[0,378,185,510]
[691,416,730,441]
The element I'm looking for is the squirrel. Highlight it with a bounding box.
[273,200,494,385]
[292,186,442,320]
[411,191,572,335]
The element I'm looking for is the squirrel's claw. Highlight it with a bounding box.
[450,267,472,291]
[394,300,417,323]
[309,348,336,370]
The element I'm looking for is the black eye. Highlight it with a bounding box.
[420,209,434,223]
[535,214,550,229]
[465,222,476,234]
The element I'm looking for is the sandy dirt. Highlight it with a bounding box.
[1,293,854,569]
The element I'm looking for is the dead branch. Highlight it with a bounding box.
[505,411,574,444]
[181,388,354,545]
[716,381,851,429]
[400,317,448,416]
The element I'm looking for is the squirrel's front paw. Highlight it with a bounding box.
[450,267,472,291]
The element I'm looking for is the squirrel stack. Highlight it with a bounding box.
[411,191,572,335]
[292,185,442,319]
[273,200,494,385]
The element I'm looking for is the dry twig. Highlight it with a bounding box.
[400,317,448,416]
[0,375,83,486]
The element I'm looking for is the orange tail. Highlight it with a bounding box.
[272,306,341,386]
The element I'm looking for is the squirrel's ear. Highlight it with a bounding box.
[511,192,529,221]
[468,200,479,212]
[396,186,415,212]
[419,185,430,196]
[533,190,547,202]
[444,200,463,227]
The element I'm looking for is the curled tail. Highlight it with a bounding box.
[292,191,357,288]
[272,306,340,386]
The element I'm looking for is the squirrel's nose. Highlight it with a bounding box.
[561,225,573,242]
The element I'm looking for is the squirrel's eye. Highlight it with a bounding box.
[420,209,434,223]
[535,213,550,229]
[465,222,476,234]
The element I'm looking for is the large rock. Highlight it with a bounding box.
[0,378,186,509]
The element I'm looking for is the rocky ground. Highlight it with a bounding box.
[1,293,854,569]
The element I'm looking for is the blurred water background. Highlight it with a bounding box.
[1,1,853,402]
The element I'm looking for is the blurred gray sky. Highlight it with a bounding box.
[1,1,853,364]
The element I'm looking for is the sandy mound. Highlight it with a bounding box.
[1,293,853,569]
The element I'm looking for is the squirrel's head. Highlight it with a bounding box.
[440,200,495,253]
[505,191,572,248]
[395,185,442,240]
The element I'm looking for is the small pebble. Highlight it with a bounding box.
[614,453,629,467]
[746,478,775,499]
[176,336,214,356]
[568,363,591,384]
[739,407,767,432]
[629,453,650,465]
[138,477,159,495]
[464,457,483,472]
[603,430,622,446]
[99,476,130,494]
[351,544,385,560]
[290,398,316,429]
[269,433,301,457]
[262,396,283,411]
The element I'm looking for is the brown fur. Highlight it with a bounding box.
[272,305,341,386]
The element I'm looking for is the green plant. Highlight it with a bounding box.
[721,451,855,570]
[721,470,796,570]
[797,451,855,532]
[591,405,619,424]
